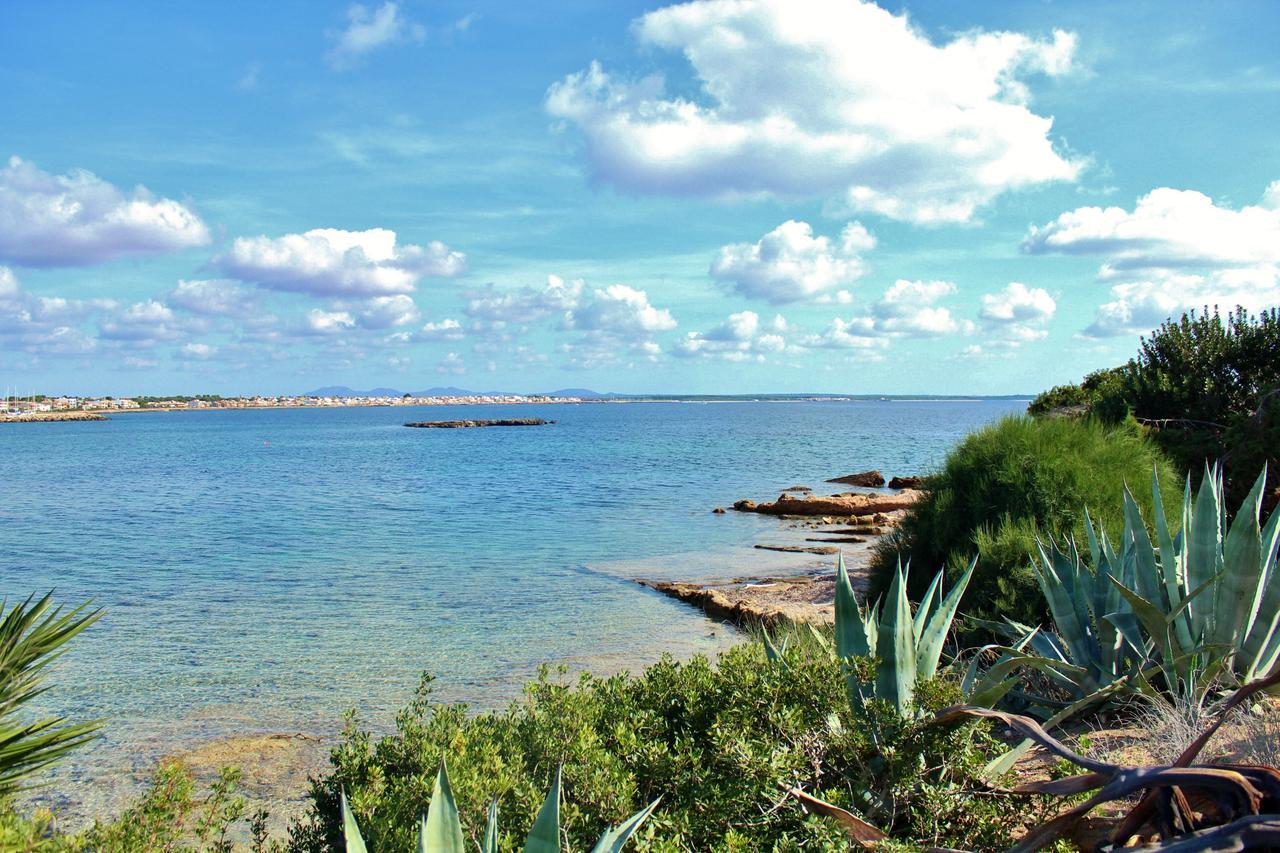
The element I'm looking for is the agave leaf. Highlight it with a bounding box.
[1213,469,1266,651]
[522,767,561,853]
[761,630,788,665]
[911,570,943,648]
[1109,578,1174,666]
[1150,469,1196,654]
[341,789,369,853]
[1122,488,1166,615]
[834,555,871,660]
[421,760,466,853]
[589,798,660,853]
[1187,465,1224,636]
[876,566,917,714]
[482,801,499,853]
[1242,489,1280,676]
[916,556,975,681]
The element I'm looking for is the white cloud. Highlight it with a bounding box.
[419,318,466,341]
[546,0,1079,223]
[179,342,217,360]
[436,352,465,375]
[0,156,209,267]
[464,275,583,325]
[304,309,356,335]
[710,220,873,303]
[566,284,677,334]
[978,281,1055,343]
[675,310,788,361]
[166,279,258,318]
[353,294,420,329]
[864,279,965,337]
[1025,181,1280,336]
[327,2,425,70]
[800,318,890,356]
[217,228,466,297]
[98,300,185,343]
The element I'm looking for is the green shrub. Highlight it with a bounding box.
[288,644,1037,851]
[867,415,1178,630]
[1029,306,1280,512]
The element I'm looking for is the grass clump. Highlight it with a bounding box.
[866,414,1177,630]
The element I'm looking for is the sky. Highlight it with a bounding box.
[1,0,1278,396]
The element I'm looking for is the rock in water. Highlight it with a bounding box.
[887,475,926,489]
[404,418,553,428]
[826,470,885,487]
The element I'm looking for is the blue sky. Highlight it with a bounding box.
[1,0,1278,395]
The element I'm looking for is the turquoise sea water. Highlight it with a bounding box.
[0,398,1024,811]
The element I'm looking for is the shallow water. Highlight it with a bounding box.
[0,398,1024,815]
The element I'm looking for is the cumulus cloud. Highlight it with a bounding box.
[566,284,677,335]
[98,300,187,344]
[978,281,1056,343]
[710,221,874,303]
[464,275,583,325]
[352,294,420,329]
[800,318,890,356]
[1025,181,1280,336]
[327,2,425,69]
[675,310,787,361]
[862,279,965,337]
[166,279,258,318]
[216,228,466,297]
[303,309,357,335]
[418,318,465,341]
[546,0,1080,223]
[0,156,209,267]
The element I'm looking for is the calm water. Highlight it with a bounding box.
[0,399,1023,810]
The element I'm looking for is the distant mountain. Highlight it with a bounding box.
[306,385,406,397]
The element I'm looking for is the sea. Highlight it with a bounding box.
[0,398,1025,818]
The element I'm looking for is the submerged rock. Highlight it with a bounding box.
[753,543,840,554]
[826,470,885,487]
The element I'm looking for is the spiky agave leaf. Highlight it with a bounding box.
[522,766,561,853]
[589,798,661,853]
[420,759,466,853]
[915,555,975,681]
[876,565,917,714]
[341,789,368,853]
[481,800,499,853]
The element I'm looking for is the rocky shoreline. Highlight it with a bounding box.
[0,411,107,423]
[646,472,924,627]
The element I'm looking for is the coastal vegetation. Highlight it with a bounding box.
[865,414,1177,630]
[1027,306,1280,511]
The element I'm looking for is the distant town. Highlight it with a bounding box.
[0,392,586,422]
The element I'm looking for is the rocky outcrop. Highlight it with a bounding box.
[640,576,836,626]
[733,490,921,517]
[753,543,839,554]
[826,470,885,487]
[887,475,926,490]
[404,418,553,428]
[782,485,813,492]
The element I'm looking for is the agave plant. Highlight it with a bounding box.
[1017,465,1280,706]
[342,761,658,852]
[0,592,102,796]
[831,554,995,715]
